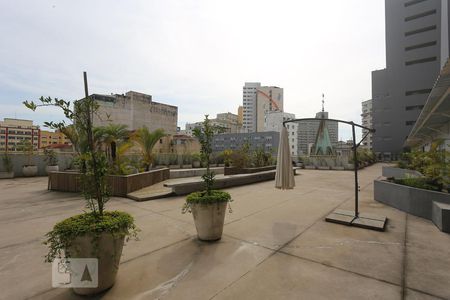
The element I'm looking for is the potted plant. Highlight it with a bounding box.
[0,153,14,179]
[191,153,201,168]
[182,116,232,241]
[18,139,38,177]
[25,84,138,295]
[44,148,59,174]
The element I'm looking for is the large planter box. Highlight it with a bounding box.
[0,171,14,179]
[381,166,423,179]
[49,168,170,197]
[374,179,450,220]
[224,165,276,176]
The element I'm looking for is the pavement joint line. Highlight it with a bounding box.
[401,213,408,300]
[224,189,320,226]
[0,238,43,251]
[405,287,448,300]
[0,196,81,211]
[120,236,193,265]
[0,211,82,225]
[278,250,402,288]
[223,234,279,252]
[211,191,357,299]
[118,200,193,225]
[26,236,195,300]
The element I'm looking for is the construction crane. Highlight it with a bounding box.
[256,89,280,111]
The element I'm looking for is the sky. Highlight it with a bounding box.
[0,0,386,140]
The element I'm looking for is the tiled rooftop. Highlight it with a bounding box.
[1,164,449,299]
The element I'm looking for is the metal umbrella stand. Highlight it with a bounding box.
[283,118,387,231]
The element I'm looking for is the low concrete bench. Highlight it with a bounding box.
[432,201,450,233]
[169,167,224,179]
[165,168,300,196]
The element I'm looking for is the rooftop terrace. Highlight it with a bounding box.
[1,164,449,299]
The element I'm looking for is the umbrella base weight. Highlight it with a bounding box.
[325,209,387,232]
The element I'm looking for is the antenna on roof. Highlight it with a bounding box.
[322,93,325,112]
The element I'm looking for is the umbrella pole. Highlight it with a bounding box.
[352,122,359,218]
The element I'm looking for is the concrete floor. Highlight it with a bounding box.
[0,164,449,300]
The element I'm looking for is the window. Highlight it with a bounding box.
[405,89,431,96]
[405,56,437,66]
[405,41,437,51]
[404,0,428,7]
[404,9,436,22]
[404,25,436,37]
[405,105,424,111]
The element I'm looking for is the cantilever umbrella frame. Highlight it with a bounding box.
[283,118,387,232]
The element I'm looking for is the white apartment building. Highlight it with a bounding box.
[0,118,40,152]
[264,111,298,158]
[361,99,373,150]
[243,82,284,133]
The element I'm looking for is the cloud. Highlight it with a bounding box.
[0,0,385,141]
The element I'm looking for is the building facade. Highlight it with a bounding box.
[212,131,280,155]
[92,91,178,134]
[242,82,284,133]
[361,99,373,150]
[185,112,242,136]
[264,111,298,158]
[406,58,450,151]
[40,130,71,149]
[153,134,201,155]
[297,111,338,155]
[237,106,243,126]
[371,0,450,159]
[0,118,40,152]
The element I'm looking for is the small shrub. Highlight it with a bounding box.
[392,177,443,192]
[2,154,13,172]
[43,149,58,166]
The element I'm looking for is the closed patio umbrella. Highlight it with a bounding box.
[275,126,295,189]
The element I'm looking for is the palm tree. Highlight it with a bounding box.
[133,127,165,171]
[95,124,129,161]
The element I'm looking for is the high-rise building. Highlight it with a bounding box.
[361,99,373,150]
[264,111,298,158]
[297,111,338,156]
[242,82,283,133]
[371,0,450,160]
[91,91,178,134]
[0,118,40,152]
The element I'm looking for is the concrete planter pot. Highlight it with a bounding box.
[68,232,125,295]
[191,202,227,241]
[0,171,14,179]
[45,165,59,174]
[22,165,38,177]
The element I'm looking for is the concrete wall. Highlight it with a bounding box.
[374,179,450,220]
[0,153,75,177]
